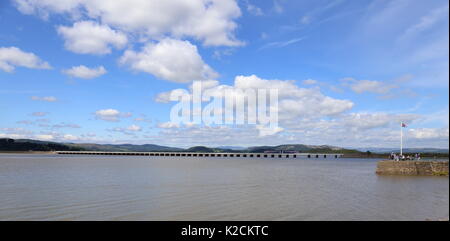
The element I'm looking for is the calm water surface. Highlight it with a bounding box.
[0,154,448,220]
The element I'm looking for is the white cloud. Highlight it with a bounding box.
[94,109,131,122]
[62,65,107,79]
[408,128,449,140]
[126,125,142,132]
[0,47,51,72]
[256,125,283,137]
[120,38,218,83]
[35,134,54,141]
[246,2,263,16]
[260,37,304,50]
[400,5,449,41]
[233,75,353,119]
[13,0,81,18]
[57,21,127,55]
[156,75,354,136]
[31,96,58,102]
[63,134,79,141]
[212,48,235,60]
[108,124,142,135]
[342,77,398,94]
[0,133,27,139]
[158,122,181,129]
[302,79,317,85]
[14,0,243,47]
[134,116,152,123]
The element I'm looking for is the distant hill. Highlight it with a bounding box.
[355,147,449,154]
[6,138,434,155]
[0,138,362,154]
[0,138,84,152]
[67,143,183,152]
[0,138,182,152]
[215,146,247,150]
[185,146,216,152]
[184,146,240,153]
[246,144,359,154]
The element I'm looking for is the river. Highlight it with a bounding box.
[0,154,448,220]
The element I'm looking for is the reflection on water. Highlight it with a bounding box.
[0,154,448,220]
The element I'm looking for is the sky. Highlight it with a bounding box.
[0,0,449,149]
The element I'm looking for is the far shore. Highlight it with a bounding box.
[0,151,448,160]
[0,151,56,154]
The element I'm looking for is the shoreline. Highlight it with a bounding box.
[1,151,448,161]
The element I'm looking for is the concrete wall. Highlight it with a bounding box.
[376,160,449,176]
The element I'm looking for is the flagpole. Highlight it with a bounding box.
[400,122,403,156]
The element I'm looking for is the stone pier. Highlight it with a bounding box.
[376,160,449,176]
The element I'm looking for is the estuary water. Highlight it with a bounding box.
[0,154,448,221]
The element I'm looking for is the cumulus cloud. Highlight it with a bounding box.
[246,1,263,16]
[126,125,142,132]
[234,75,353,119]
[94,109,132,122]
[120,38,218,83]
[0,133,27,139]
[157,75,354,119]
[158,122,181,129]
[31,96,58,102]
[302,79,318,85]
[150,75,444,146]
[63,134,79,141]
[0,127,32,135]
[149,110,445,148]
[0,46,51,72]
[35,134,54,141]
[341,77,398,94]
[62,65,107,79]
[156,74,354,136]
[1,127,103,143]
[408,128,449,140]
[256,125,284,137]
[108,124,143,135]
[57,21,127,55]
[13,0,81,18]
[14,0,243,47]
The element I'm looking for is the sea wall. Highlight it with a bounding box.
[376,160,449,176]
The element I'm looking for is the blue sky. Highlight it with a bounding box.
[0,0,448,148]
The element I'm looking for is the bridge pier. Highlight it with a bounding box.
[55,151,344,159]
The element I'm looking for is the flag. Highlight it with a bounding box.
[401,122,407,128]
